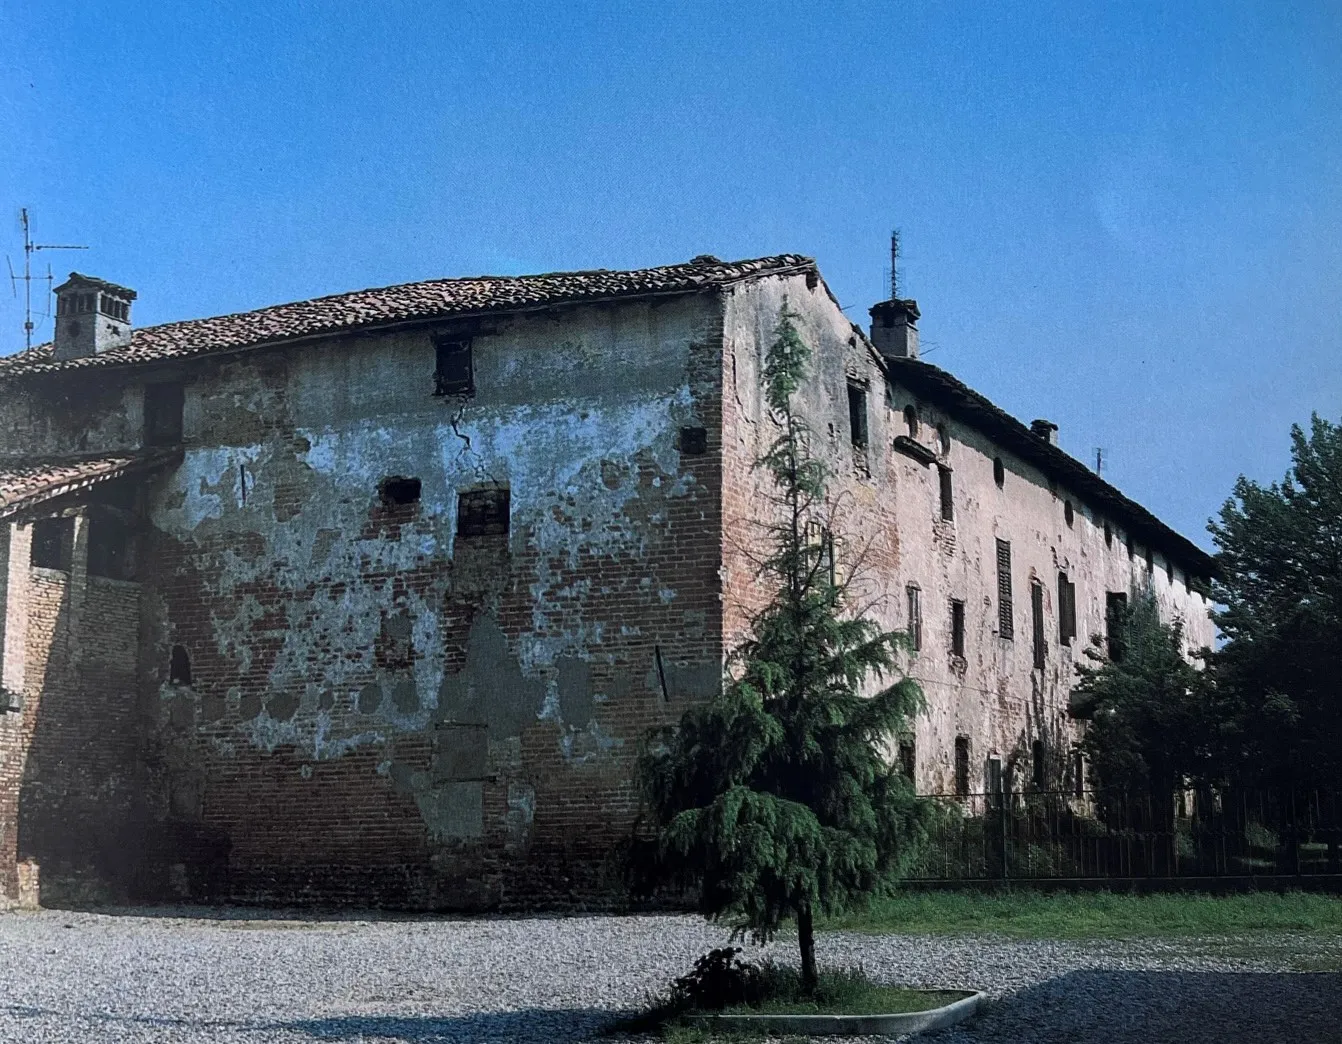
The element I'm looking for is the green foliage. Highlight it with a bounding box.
[638,304,929,990]
[1208,413,1342,790]
[1070,591,1217,797]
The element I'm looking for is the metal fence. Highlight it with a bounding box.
[910,789,1342,883]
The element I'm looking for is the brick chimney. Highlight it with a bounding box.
[868,298,920,361]
[52,273,136,360]
[1031,419,1059,446]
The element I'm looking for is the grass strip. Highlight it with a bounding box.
[821,889,1342,939]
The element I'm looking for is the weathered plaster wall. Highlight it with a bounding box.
[141,293,726,907]
[721,274,1215,798]
[0,375,143,458]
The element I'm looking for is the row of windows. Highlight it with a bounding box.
[906,542,1125,664]
[897,734,1086,797]
[57,293,130,321]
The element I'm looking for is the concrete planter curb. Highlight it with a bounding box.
[687,988,986,1036]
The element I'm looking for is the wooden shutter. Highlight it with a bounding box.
[996,539,1013,639]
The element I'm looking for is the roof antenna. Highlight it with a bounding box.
[7,208,86,351]
[889,229,900,300]
[1095,447,1105,476]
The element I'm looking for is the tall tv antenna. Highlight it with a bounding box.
[7,208,87,351]
[889,229,901,299]
[1095,447,1105,476]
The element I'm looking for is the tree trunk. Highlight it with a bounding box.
[798,905,818,996]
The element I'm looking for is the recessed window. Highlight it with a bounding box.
[1104,522,1113,547]
[954,736,970,797]
[847,383,868,449]
[30,517,73,571]
[987,755,1003,797]
[903,405,919,438]
[1032,739,1046,789]
[937,423,950,456]
[679,426,708,455]
[378,476,422,507]
[950,599,965,657]
[898,734,916,782]
[1073,748,1086,796]
[1106,592,1128,661]
[996,538,1014,640]
[1057,571,1076,645]
[88,514,134,580]
[1145,546,1154,572]
[169,645,192,686]
[1166,559,1174,583]
[144,382,184,446]
[1031,581,1046,669]
[1064,501,1074,528]
[938,465,954,522]
[906,584,922,652]
[1126,535,1134,560]
[457,487,509,537]
[993,456,1005,488]
[434,338,474,397]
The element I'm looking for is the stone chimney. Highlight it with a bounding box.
[868,298,920,361]
[1031,419,1059,446]
[52,273,136,360]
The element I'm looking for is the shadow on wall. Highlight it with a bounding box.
[922,969,1342,1044]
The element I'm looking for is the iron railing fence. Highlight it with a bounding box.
[910,788,1342,881]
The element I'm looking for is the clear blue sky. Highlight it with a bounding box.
[2,1,1338,549]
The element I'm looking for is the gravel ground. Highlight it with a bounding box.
[0,908,1336,1043]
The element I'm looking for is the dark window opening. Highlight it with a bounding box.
[88,514,135,581]
[951,599,966,657]
[847,383,868,449]
[1064,500,1074,528]
[457,487,509,537]
[1126,535,1134,560]
[987,755,1003,797]
[906,584,922,652]
[1031,580,1046,669]
[1167,559,1174,583]
[1106,591,1128,661]
[954,736,970,797]
[898,735,916,782]
[30,517,73,571]
[996,538,1014,640]
[679,426,708,455]
[1032,739,1046,788]
[378,476,422,507]
[903,405,919,438]
[993,456,1005,488]
[144,382,184,446]
[1073,748,1086,796]
[433,338,474,397]
[169,645,192,686]
[937,423,950,456]
[938,465,954,521]
[1104,521,1113,547]
[1057,571,1076,645]
[1145,546,1154,572]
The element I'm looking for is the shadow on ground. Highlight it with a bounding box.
[926,969,1342,1044]
[1,1004,628,1043]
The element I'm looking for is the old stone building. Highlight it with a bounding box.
[0,255,1214,908]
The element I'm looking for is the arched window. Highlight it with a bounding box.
[993,457,1005,488]
[169,645,192,686]
[1064,501,1074,528]
[903,405,919,438]
[1104,521,1113,547]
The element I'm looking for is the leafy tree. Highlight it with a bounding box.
[1070,591,1216,803]
[638,304,928,994]
[1209,414,1342,791]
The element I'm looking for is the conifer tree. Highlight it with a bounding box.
[639,304,928,994]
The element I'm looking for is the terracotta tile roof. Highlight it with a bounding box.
[882,356,1217,578]
[0,452,176,520]
[0,254,814,378]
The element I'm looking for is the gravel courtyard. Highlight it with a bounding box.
[0,909,1337,1043]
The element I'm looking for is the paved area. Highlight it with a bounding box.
[0,908,1336,1042]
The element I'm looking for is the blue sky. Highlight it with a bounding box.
[1,0,1338,549]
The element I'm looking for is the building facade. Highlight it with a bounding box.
[0,255,1214,908]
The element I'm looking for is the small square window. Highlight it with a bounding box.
[679,426,708,455]
[457,487,509,537]
[434,339,474,397]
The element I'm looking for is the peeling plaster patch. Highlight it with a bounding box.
[559,720,625,764]
[161,445,265,530]
[438,615,545,736]
[505,783,535,846]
